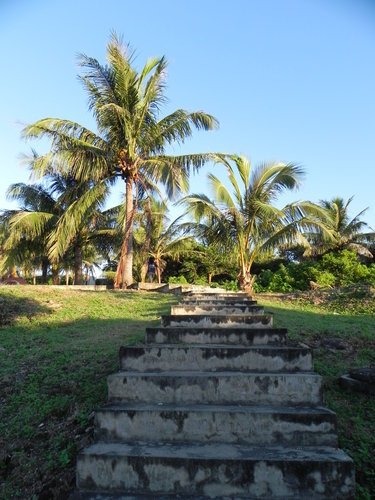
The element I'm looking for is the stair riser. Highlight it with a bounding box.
[95,409,337,446]
[161,315,273,328]
[145,327,287,345]
[119,346,313,372]
[184,295,252,301]
[181,299,257,306]
[77,454,355,498]
[107,373,322,405]
[170,305,264,315]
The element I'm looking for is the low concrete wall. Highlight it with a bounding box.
[49,285,108,291]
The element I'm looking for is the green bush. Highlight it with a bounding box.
[193,277,208,286]
[168,275,188,284]
[254,250,375,292]
[311,269,336,288]
[220,280,239,291]
[320,250,373,286]
[103,271,116,284]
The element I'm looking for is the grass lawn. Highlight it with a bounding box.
[0,286,374,499]
[0,286,177,499]
[259,291,375,500]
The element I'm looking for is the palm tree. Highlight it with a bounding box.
[3,165,109,284]
[181,155,308,292]
[303,196,375,257]
[134,198,193,284]
[23,33,219,288]
[2,182,59,282]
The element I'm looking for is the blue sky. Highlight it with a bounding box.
[1,0,374,225]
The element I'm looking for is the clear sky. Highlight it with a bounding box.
[1,0,374,225]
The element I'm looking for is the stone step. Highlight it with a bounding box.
[170,304,265,315]
[76,442,354,498]
[145,326,287,345]
[185,292,251,299]
[160,314,273,328]
[107,371,322,406]
[119,345,313,372]
[181,298,258,306]
[95,403,337,447]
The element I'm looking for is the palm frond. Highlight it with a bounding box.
[208,174,236,208]
[48,179,109,260]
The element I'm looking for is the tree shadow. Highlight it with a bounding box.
[0,291,50,327]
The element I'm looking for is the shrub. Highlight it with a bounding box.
[219,280,239,291]
[193,277,208,286]
[253,250,375,292]
[320,250,372,286]
[168,275,188,284]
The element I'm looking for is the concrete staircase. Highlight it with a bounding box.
[73,292,355,499]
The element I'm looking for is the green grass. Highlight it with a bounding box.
[0,286,177,499]
[0,286,374,499]
[259,292,375,500]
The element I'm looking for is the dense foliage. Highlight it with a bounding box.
[254,250,375,292]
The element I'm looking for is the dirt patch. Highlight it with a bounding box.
[1,409,95,499]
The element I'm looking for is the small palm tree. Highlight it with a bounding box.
[3,163,108,284]
[303,197,375,257]
[2,181,60,282]
[23,33,219,288]
[182,155,308,292]
[134,198,193,284]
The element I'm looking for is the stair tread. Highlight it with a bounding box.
[80,442,352,462]
[121,344,308,351]
[110,370,319,377]
[162,313,271,318]
[146,326,287,332]
[97,402,335,414]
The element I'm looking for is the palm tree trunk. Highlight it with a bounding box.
[41,257,49,283]
[115,177,134,288]
[208,272,212,285]
[73,242,83,285]
[9,266,17,278]
[141,262,148,283]
[155,260,161,284]
[52,264,59,285]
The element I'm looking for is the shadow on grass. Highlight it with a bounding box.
[0,292,50,327]
[0,313,170,500]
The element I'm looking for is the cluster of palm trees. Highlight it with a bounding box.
[1,34,374,289]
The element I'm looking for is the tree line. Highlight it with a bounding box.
[1,34,374,291]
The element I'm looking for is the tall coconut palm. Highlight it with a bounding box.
[303,197,375,257]
[181,155,310,291]
[23,33,219,288]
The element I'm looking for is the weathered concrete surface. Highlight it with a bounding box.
[349,367,375,383]
[185,292,251,299]
[95,403,337,446]
[145,326,288,345]
[107,371,323,406]
[340,374,375,395]
[161,314,273,328]
[72,291,355,498]
[170,304,265,315]
[119,345,313,372]
[181,298,258,306]
[76,442,355,498]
